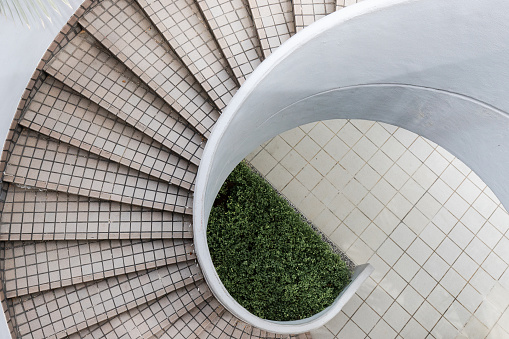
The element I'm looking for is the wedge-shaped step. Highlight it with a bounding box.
[3,130,193,213]
[158,296,224,338]
[248,0,295,57]
[7,262,202,338]
[293,334,313,339]
[69,281,210,339]
[22,76,198,188]
[44,31,212,144]
[195,310,267,338]
[196,309,309,339]
[336,0,361,11]
[86,0,238,110]
[3,239,194,298]
[135,0,239,110]
[78,2,221,136]
[196,0,263,83]
[263,332,312,339]
[293,0,336,32]
[0,185,192,241]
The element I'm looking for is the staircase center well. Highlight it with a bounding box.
[193,0,509,333]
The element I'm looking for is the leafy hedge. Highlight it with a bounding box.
[207,162,351,321]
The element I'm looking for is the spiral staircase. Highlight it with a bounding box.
[0,0,365,337]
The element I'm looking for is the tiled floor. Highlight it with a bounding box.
[249,0,296,57]
[293,0,336,32]
[247,119,509,339]
[197,0,263,83]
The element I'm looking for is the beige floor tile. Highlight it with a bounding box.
[461,316,490,338]
[248,120,509,337]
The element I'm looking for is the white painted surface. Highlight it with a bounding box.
[194,0,509,333]
[0,1,83,337]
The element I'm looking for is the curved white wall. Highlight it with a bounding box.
[194,0,509,333]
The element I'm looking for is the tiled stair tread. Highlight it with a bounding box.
[196,310,273,338]
[157,294,224,338]
[135,0,238,110]
[197,310,311,339]
[2,239,194,297]
[269,333,312,339]
[248,0,295,57]
[293,0,336,32]
[336,0,361,11]
[0,185,192,241]
[68,281,210,339]
[134,0,239,110]
[191,300,225,339]
[135,281,212,338]
[3,129,193,214]
[196,0,263,84]
[7,262,202,338]
[22,76,198,190]
[44,31,206,161]
[79,0,221,136]
[195,311,230,339]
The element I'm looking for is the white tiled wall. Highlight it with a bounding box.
[247,119,509,339]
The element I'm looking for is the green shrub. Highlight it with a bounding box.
[207,162,351,321]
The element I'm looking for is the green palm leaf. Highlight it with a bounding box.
[0,0,71,27]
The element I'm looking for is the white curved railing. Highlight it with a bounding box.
[194,0,509,333]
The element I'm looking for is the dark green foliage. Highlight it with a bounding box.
[207,162,352,321]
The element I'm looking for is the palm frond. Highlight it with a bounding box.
[0,0,71,27]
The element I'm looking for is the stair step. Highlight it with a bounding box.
[69,281,210,339]
[336,0,361,11]
[44,31,207,159]
[22,76,198,190]
[192,299,225,339]
[196,310,291,338]
[0,184,192,241]
[2,239,194,298]
[3,129,193,214]
[7,262,202,338]
[195,310,239,338]
[79,0,221,137]
[293,0,336,32]
[139,282,212,338]
[157,294,224,338]
[196,0,263,84]
[126,0,239,110]
[248,0,295,57]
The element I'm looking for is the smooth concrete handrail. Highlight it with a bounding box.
[194,0,509,333]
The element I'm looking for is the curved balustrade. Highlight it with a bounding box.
[194,0,509,333]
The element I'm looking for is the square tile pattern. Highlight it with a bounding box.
[45,28,216,140]
[249,0,296,57]
[2,239,194,297]
[293,0,336,32]
[4,129,193,214]
[7,261,202,338]
[196,0,264,84]
[248,120,509,338]
[0,185,192,242]
[22,77,198,189]
[92,0,238,110]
